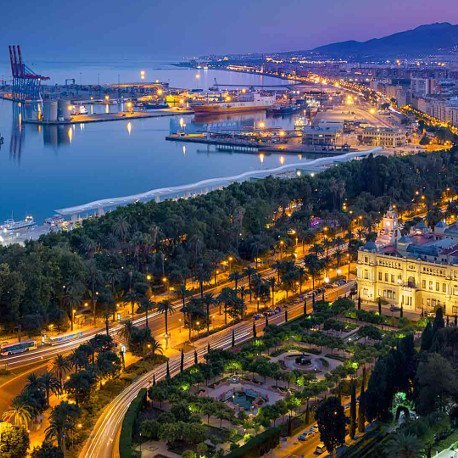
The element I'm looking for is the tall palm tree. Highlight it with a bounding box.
[63,278,85,331]
[45,401,80,454]
[228,271,243,293]
[243,267,257,302]
[53,355,72,390]
[141,297,155,330]
[39,372,61,407]
[202,293,215,334]
[303,254,323,290]
[2,397,34,429]
[157,300,175,336]
[177,284,191,309]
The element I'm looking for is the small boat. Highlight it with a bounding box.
[1,215,36,232]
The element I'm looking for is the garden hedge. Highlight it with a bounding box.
[119,388,147,458]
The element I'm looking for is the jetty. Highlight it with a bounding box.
[23,108,193,126]
[165,133,356,155]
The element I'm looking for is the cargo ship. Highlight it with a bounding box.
[191,92,276,115]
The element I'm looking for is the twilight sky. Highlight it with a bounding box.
[1,0,457,60]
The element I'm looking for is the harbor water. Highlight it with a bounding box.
[0,63,319,222]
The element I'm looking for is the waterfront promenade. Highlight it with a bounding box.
[55,148,381,218]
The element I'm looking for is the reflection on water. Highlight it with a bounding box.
[0,68,317,221]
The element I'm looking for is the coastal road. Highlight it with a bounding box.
[80,283,353,458]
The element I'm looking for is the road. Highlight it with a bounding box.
[80,283,353,458]
[0,241,349,370]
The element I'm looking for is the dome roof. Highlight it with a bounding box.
[363,241,377,252]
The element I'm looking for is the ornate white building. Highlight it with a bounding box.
[357,208,458,316]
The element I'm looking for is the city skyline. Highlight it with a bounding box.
[1,0,457,59]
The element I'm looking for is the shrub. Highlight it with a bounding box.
[119,388,147,458]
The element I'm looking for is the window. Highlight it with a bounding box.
[364,270,368,280]
[422,280,426,289]
[436,282,440,292]
[391,274,395,283]
[378,272,382,281]
[443,284,447,293]
[385,273,389,282]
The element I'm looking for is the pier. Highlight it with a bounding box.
[23,108,193,126]
[165,133,356,155]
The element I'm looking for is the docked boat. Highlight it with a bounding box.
[1,216,36,232]
[191,92,276,115]
[266,104,303,116]
[73,105,88,115]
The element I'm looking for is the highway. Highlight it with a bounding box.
[80,283,353,458]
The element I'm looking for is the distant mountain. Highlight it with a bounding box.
[308,23,458,59]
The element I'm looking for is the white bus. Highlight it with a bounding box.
[0,340,37,356]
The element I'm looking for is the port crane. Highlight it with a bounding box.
[8,45,50,102]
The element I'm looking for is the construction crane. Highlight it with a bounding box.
[8,45,50,102]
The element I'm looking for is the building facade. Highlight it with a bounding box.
[357,209,458,316]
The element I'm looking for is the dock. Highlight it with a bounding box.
[165,134,356,155]
[22,108,193,126]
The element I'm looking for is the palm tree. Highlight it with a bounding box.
[63,278,84,331]
[112,215,130,245]
[311,243,324,257]
[385,433,423,458]
[243,266,257,301]
[2,397,34,429]
[141,297,155,330]
[333,248,344,270]
[177,284,191,309]
[303,254,323,290]
[53,355,72,390]
[148,337,163,356]
[39,372,61,407]
[157,300,175,336]
[45,401,80,454]
[201,293,215,334]
[25,373,42,393]
[228,271,243,293]
[86,259,103,325]
[119,320,135,345]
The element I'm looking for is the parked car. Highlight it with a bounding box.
[390,305,401,312]
[315,443,326,455]
[253,313,262,320]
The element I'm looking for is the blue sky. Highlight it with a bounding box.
[1,0,457,60]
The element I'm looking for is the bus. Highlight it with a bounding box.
[0,340,37,356]
[47,331,84,346]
